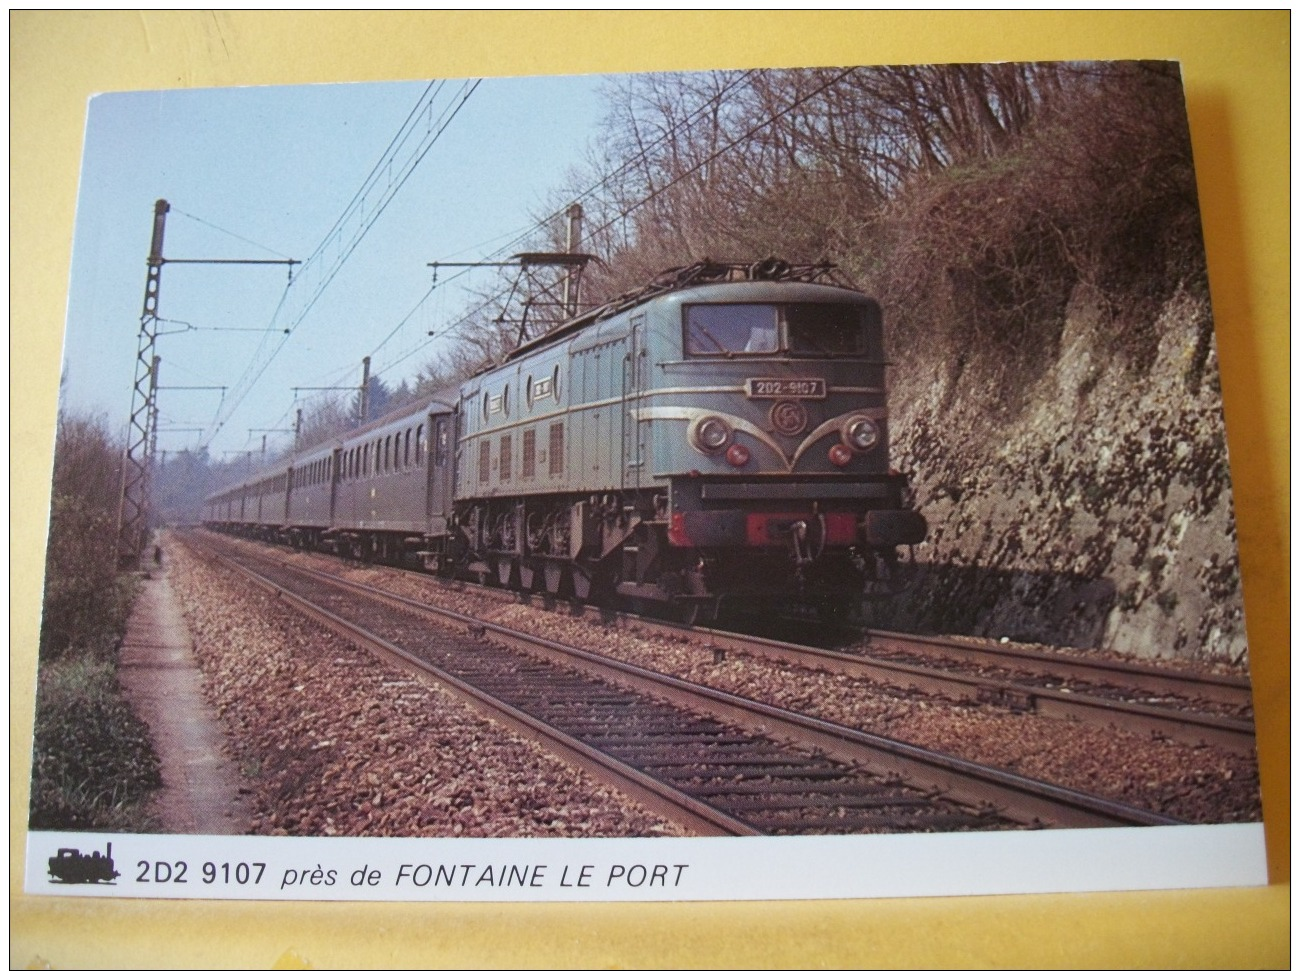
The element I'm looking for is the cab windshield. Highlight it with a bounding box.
[684,302,880,358]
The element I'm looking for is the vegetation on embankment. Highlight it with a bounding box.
[29,413,160,830]
[532,62,1243,661]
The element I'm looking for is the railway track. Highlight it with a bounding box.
[229,537,1253,755]
[627,622,1257,755]
[187,532,1181,835]
[854,629,1253,708]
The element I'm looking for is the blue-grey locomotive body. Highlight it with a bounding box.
[204,260,926,614]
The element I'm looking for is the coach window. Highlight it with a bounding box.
[435,420,449,468]
[415,425,425,466]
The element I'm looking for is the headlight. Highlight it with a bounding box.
[843,416,880,452]
[690,415,732,453]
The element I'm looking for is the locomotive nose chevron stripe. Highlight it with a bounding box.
[633,405,887,473]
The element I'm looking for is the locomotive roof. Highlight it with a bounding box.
[506,258,864,361]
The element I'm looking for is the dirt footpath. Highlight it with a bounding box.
[117,546,252,834]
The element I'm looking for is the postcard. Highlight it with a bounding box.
[24,61,1266,903]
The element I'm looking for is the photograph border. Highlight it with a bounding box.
[11,11,1288,967]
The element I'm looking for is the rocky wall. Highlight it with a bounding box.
[884,283,1246,664]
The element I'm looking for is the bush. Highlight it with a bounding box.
[29,654,161,831]
[40,414,134,661]
[30,411,162,830]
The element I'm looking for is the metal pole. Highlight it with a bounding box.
[562,203,584,317]
[359,356,371,424]
[118,199,170,566]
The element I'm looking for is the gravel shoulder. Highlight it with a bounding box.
[168,534,685,838]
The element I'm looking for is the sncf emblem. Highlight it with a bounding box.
[770,400,808,436]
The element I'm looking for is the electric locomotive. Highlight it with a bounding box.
[204,259,925,619]
[453,259,926,617]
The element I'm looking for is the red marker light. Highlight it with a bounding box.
[828,444,853,467]
[725,443,751,467]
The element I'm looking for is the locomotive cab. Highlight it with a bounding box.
[614,268,926,615]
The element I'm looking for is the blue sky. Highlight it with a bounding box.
[62,74,608,461]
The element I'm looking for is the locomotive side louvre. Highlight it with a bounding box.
[454,307,678,595]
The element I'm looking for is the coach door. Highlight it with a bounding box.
[426,413,454,533]
[330,448,341,523]
[621,314,646,494]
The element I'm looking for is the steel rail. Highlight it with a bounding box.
[206,545,759,837]
[222,545,1184,830]
[626,622,1258,755]
[860,628,1253,708]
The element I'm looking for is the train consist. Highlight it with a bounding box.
[204,259,927,617]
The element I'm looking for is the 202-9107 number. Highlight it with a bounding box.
[744,377,826,399]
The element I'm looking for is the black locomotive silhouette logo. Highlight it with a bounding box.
[47,841,119,884]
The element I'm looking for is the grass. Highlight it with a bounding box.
[29,653,162,831]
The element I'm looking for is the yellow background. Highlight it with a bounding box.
[11,11,1288,967]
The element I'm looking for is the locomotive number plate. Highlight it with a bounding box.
[745,378,826,399]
